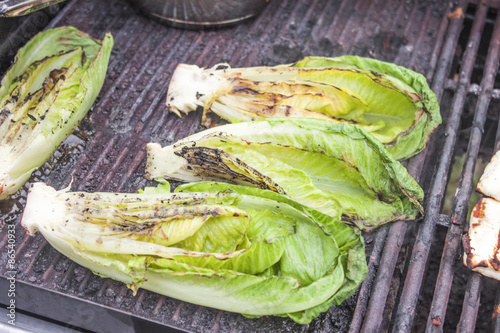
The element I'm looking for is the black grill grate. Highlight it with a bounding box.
[1,0,500,332]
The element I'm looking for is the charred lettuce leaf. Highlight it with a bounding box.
[166,56,440,160]
[0,26,113,199]
[145,118,424,231]
[21,181,367,324]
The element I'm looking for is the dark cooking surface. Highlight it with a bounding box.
[1,0,500,332]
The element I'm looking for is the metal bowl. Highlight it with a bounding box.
[129,0,271,29]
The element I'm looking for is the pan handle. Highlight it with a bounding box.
[0,0,66,17]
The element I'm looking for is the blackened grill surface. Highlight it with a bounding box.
[0,0,499,332]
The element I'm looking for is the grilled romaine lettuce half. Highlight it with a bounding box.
[166,56,440,160]
[0,26,113,199]
[21,181,367,325]
[145,118,424,231]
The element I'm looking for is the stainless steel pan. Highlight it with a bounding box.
[0,0,270,28]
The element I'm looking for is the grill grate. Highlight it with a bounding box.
[394,0,488,330]
[351,1,500,332]
[1,0,500,332]
[428,3,500,331]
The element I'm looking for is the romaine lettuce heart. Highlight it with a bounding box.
[145,118,424,231]
[166,56,440,160]
[0,26,113,199]
[21,181,367,324]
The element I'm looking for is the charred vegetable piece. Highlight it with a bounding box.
[477,150,500,201]
[463,150,500,280]
[21,181,367,325]
[145,118,424,231]
[166,56,440,160]
[463,197,500,280]
[0,26,113,199]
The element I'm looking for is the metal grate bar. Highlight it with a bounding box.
[431,1,469,102]
[350,0,405,56]
[138,33,202,134]
[351,5,432,331]
[392,1,489,331]
[426,6,500,332]
[387,0,409,34]
[243,0,292,65]
[445,80,500,99]
[360,219,409,332]
[22,240,50,276]
[349,226,389,332]
[126,30,185,128]
[485,86,500,333]
[365,3,451,326]
[456,273,482,332]
[426,8,453,82]
[395,0,438,68]
[474,0,500,8]
[211,310,224,331]
[40,252,63,282]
